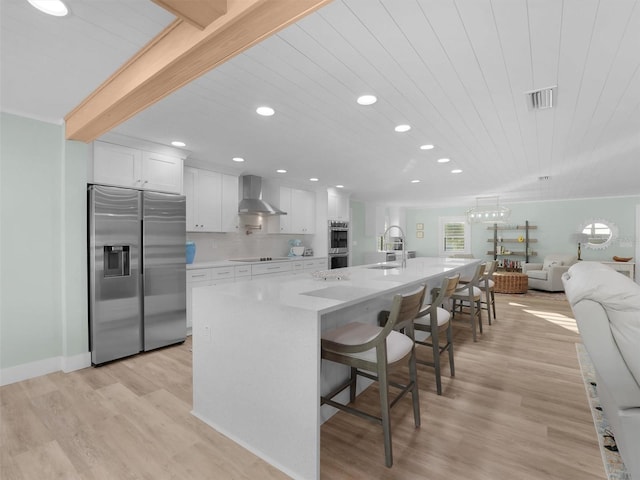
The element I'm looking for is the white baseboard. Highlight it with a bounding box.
[0,352,91,386]
[62,352,92,373]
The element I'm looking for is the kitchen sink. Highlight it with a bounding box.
[367,264,400,270]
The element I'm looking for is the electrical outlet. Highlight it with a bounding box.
[203,325,211,342]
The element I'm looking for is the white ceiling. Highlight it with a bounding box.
[2,0,639,207]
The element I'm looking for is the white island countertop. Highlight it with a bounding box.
[191,257,479,480]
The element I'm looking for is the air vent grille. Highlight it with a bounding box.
[526,86,557,110]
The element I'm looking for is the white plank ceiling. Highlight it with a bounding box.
[2,0,639,207]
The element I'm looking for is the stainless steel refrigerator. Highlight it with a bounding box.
[88,185,186,365]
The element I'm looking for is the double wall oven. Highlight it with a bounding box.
[328,220,349,269]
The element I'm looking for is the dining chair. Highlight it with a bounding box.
[320,285,426,468]
[451,262,486,342]
[413,274,460,395]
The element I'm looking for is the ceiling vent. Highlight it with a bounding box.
[525,86,557,110]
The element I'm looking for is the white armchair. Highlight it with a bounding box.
[522,254,577,292]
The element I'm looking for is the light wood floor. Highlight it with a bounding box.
[1,293,603,479]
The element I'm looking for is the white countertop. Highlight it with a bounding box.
[202,256,478,315]
[186,255,326,270]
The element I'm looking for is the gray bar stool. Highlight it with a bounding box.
[413,274,460,395]
[451,262,486,342]
[480,260,497,324]
[320,285,426,468]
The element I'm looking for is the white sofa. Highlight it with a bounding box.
[523,254,577,292]
[562,261,640,480]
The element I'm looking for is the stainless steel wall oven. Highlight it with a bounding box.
[328,221,349,269]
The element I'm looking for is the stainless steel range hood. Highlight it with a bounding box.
[238,175,286,216]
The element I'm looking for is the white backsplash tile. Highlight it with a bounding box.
[186,231,314,262]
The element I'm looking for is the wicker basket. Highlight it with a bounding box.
[494,272,528,294]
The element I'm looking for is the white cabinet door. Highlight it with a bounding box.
[92,142,141,188]
[195,170,222,232]
[186,269,213,332]
[291,189,315,234]
[184,168,239,233]
[92,141,183,194]
[279,187,292,233]
[184,168,198,231]
[142,151,183,194]
[221,174,239,233]
[328,191,349,220]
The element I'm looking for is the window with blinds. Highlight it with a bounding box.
[444,222,466,252]
[438,216,470,256]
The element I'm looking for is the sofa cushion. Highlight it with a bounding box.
[543,254,577,270]
[527,270,548,280]
[564,261,640,382]
[543,258,560,270]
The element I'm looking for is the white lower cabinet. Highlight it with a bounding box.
[186,267,234,332]
[251,262,292,277]
[304,258,328,271]
[186,258,327,333]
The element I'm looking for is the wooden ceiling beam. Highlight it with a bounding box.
[64,0,332,143]
[151,0,228,30]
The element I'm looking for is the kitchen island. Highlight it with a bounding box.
[191,257,479,480]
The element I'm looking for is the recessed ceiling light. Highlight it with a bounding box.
[309,178,319,182]
[335,185,344,188]
[395,124,411,133]
[171,141,186,147]
[276,169,287,174]
[232,157,245,163]
[451,169,463,174]
[420,144,434,150]
[28,0,68,16]
[437,158,450,163]
[256,106,275,116]
[411,179,421,184]
[357,94,377,106]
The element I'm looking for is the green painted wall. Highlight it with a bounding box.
[351,197,639,266]
[1,113,88,369]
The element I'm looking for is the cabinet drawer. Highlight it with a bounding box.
[251,262,292,276]
[187,269,212,283]
[211,267,235,281]
[234,265,252,278]
[304,258,327,270]
[292,261,304,271]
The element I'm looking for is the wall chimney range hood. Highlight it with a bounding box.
[238,175,286,216]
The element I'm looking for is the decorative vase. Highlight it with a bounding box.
[186,241,196,264]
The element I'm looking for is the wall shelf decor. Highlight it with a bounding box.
[487,220,537,271]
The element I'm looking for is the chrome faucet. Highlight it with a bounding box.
[382,225,406,268]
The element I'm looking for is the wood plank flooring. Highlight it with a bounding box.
[1,293,603,479]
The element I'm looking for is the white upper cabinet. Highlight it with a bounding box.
[268,186,315,234]
[328,190,350,221]
[291,188,315,234]
[221,173,239,233]
[92,141,183,194]
[184,167,238,233]
[141,151,183,193]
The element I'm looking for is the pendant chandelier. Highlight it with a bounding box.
[466,196,511,224]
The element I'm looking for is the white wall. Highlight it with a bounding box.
[1,113,90,384]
